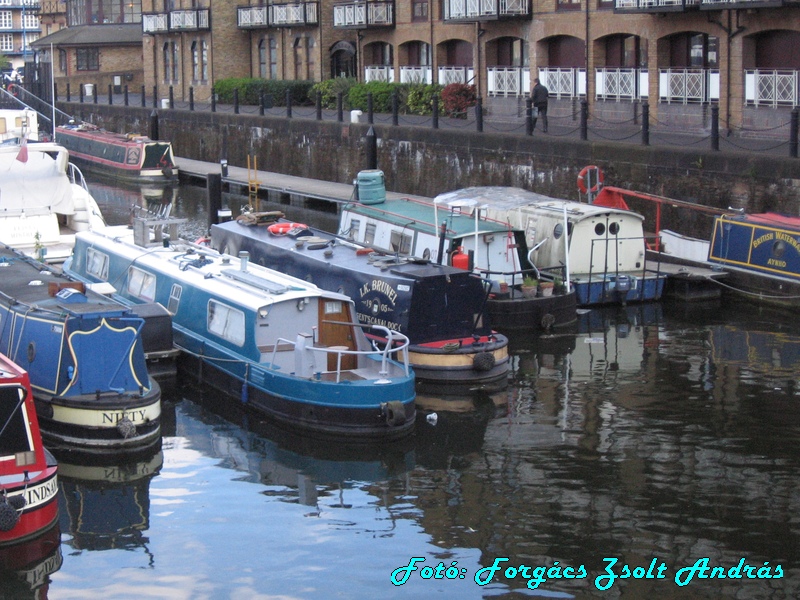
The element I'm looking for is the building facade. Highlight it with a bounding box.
[32,0,800,134]
[2,0,41,74]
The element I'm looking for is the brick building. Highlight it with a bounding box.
[30,0,800,134]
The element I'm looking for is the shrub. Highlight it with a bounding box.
[406,84,443,116]
[213,79,315,106]
[311,77,357,110]
[441,83,477,118]
[347,80,397,113]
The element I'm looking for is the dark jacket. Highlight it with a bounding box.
[532,83,549,106]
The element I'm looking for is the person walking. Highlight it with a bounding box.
[531,78,549,132]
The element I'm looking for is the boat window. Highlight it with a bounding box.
[347,219,360,240]
[365,223,376,245]
[554,223,564,239]
[609,222,620,235]
[0,386,31,456]
[167,284,182,315]
[0,119,6,134]
[390,230,412,254]
[127,267,157,302]
[324,300,343,314]
[86,248,109,280]
[772,240,787,258]
[207,300,246,346]
[594,223,606,236]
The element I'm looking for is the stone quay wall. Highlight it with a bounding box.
[63,103,800,226]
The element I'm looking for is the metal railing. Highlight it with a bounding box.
[595,68,648,101]
[539,67,587,99]
[659,68,719,104]
[745,70,798,108]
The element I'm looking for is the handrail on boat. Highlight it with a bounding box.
[269,324,411,383]
[66,162,90,192]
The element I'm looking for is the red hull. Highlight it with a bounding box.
[0,469,59,546]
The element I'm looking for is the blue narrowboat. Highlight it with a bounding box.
[64,218,416,439]
[210,216,510,396]
[0,246,161,452]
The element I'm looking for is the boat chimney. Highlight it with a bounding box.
[239,251,249,272]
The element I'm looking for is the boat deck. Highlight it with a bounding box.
[649,260,728,301]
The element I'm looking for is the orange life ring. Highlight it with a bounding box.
[267,222,307,236]
[7,84,16,97]
[577,165,605,194]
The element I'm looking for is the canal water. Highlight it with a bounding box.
[7,180,799,599]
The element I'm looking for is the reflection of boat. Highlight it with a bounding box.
[56,447,162,552]
[339,170,578,334]
[55,122,179,185]
[450,185,667,306]
[211,216,510,395]
[0,353,59,546]
[0,523,62,599]
[0,246,162,452]
[0,138,106,264]
[65,216,417,439]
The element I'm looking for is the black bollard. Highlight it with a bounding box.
[580,100,588,140]
[189,87,194,111]
[337,92,343,122]
[642,101,650,146]
[316,91,322,120]
[365,126,377,171]
[286,89,292,118]
[392,92,399,126]
[66,83,70,102]
[367,93,374,125]
[234,88,239,114]
[791,108,799,158]
[476,97,483,132]
[169,86,174,109]
[124,84,129,106]
[711,105,719,151]
[432,96,439,129]
[153,85,158,109]
[525,97,533,136]
[149,110,159,141]
[207,173,223,230]
[108,84,113,105]
[141,85,146,107]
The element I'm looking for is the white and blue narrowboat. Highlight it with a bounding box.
[210,215,510,396]
[0,246,161,452]
[64,217,416,439]
[339,171,578,333]
[446,186,667,306]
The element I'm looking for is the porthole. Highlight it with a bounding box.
[553,223,564,239]
[772,240,787,258]
[595,223,606,236]
[609,222,620,235]
[27,342,35,363]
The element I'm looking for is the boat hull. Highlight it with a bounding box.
[34,383,162,452]
[0,462,59,547]
[177,350,415,439]
[572,272,666,306]
[487,289,578,332]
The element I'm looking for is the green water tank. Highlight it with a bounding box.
[356,169,386,205]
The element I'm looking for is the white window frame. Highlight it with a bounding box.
[207,300,246,346]
[127,266,157,302]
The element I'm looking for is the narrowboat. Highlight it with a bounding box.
[0,353,59,546]
[594,185,800,309]
[210,215,510,396]
[339,170,578,333]
[55,122,178,185]
[0,245,162,451]
[0,140,106,264]
[450,186,667,306]
[64,216,416,439]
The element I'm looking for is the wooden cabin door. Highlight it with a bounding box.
[318,299,357,371]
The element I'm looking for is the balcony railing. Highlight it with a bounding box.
[143,9,209,33]
[538,67,586,99]
[439,66,475,85]
[615,0,699,10]
[170,9,210,31]
[659,68,719,104]
[596,68,649,100]
[745,70,799,107]
[701,0,791,8]
[237,6,268,28]
[333,1,393,27]
[487,66,530,97]
[272,2,318,25]
[364,65,394,82]
[399,66,432,84]
[444,0,530,20]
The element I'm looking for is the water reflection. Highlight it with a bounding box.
[0,525,62,599]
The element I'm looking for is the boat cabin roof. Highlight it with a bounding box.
[346,196,516,238]
[435,186,644,223]
[728,212,800,231]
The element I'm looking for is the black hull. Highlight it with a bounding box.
[487,289,578,333]
[176,353,415,441]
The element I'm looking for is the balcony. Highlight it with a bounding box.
[399,66,432,84]
[333,1,393,28]
[614,0,699,12]
[596,68,648,100]
[659,68,719,103]
[444,0,530,21]
[142,8,210,34]
[487,66,530,97]
[745,70,799,107]
[237,3,318,28]
[538,67,587,99]
[364,65,394,82]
